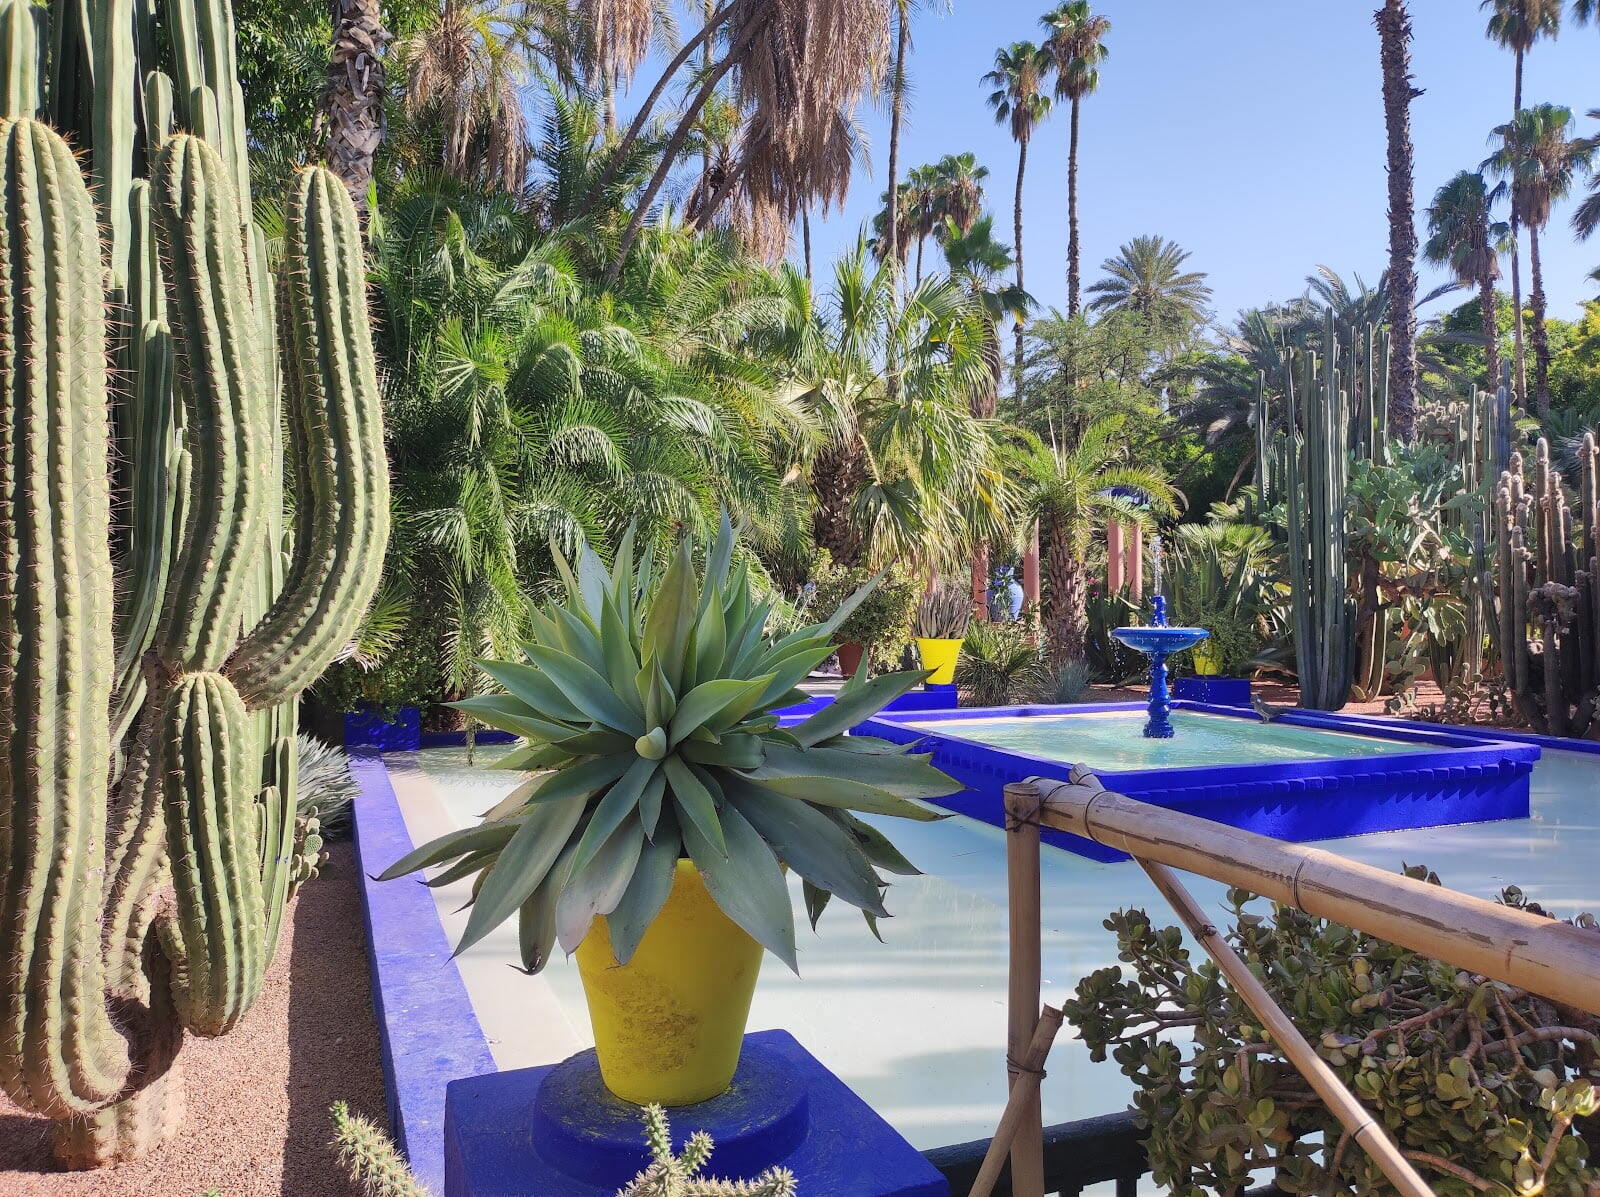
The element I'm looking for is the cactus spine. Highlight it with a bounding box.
[1494,435,1600,737]
[0,0,389,1167]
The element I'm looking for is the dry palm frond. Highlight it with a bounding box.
[577,0,653,87]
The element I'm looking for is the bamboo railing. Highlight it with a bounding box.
[982,766,1600,1197]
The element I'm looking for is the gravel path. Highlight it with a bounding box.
[0,841,389,1197]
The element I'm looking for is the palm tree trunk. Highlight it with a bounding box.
[1013,138,1028,393]
[1509,47,1526,411]
[885,4,908,405]
[324,0,389,214]
[605,20,763,285]
[811,440,868,568]
[1479,269,1500,393]
[1067,97,1081,316]
[914,235,923,286]
[803,207,813,285]
[1041,517,1086,664]
[1528,222,1551,417]
[1376,0,1417,440]
[583,0,739,219]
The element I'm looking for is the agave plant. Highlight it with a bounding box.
[916,582,971,640]
[381,519,958,971]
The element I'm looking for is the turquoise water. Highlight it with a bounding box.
[907,709,1431,770]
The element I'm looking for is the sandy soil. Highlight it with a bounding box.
[0,841,387,1197]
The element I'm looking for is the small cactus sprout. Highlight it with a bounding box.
[616,1104,799,1197]
[329,1101,430,1197]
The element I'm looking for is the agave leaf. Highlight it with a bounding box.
[681,801,797,972]
[823,809,923,876]
[564,757,658,881]
[448,694,580,743]
[662,755,726,856]
[489,742,573,771]
[599,590,644,714]
[551,604,607,672]
[742,768,945,821]
[679,733,766,770]
[548,538,587,613]
[480,776,543,821]
[422,848,497,889]
[725,781,887,917]
[576,541,610,618]
[729,599,777,674]
[554,728,636,755]
[668,678,767,747]
[689,592,728,688]
[555,818,646,954]
[752,644,835,709]
[477,659,590,725]
[642,538,697,690]
[610,524,636,595]
[515,841,579,975]
[822,734,915,755]
[802,879,832,932]
[756,742,959,800]
[772,573,882,654]
[703,511,736,597]
[787,670,930,746]
[606,829,681,965]
[519,754,632,806]
[638,769,667,838]
[377,817,524,881]
[455,796,587,955]
[521,644,644,735]
[639,654,677,728]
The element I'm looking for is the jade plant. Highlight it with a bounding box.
[805,550,921,670]
[382,518,957,971]
[0,0,388,1167]
[1065,868,1599,1196]
[620,1104,798,1196]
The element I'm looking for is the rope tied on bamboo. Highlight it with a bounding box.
[1005,1054,1047,1080]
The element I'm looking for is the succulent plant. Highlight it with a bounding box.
[916,582,971,640]
[382,517,958,972]
[330,1101,431,1197]
[618,1104,799,1197]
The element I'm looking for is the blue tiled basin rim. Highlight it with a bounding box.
[856,701,1540,862]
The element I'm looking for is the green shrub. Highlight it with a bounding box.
[311,633,440,718]
[1066,867,1600,1197]
[806,551,920,670]
[956,621,1048,707]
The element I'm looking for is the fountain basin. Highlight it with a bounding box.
[1110,625,1210,655]
[854,702,1538,861]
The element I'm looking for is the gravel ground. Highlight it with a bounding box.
[0,841,389,1197]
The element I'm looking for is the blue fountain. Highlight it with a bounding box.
[1111,596,1210,738]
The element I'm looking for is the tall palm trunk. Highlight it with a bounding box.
[914,236,924,285]
[811,440,868,568]
[885,5,908,404]
[1012,138,1028,392]
[1041,516,1086,664]
[1528,223,1551,416]
[1479,268,1501,394]
[325,0,389,213]
[1376,0,1418,439]
[970,320,1002,621]
[1509,48,1527,410]
[1066,97,1081,316]
[802,207,813,284]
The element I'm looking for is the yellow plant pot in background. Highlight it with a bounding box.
[575,860,763,1105]
[1192,642,1221,676]
[916,637,964,685]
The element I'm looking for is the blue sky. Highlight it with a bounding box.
[778,1,1600,330]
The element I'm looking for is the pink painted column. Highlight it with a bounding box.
[1022,524,1041,611]
[1106,521,1126,593]
[1128,524,1144,602]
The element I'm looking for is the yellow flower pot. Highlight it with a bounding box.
[916,636,964,686]
[1192,642,1222,676]
[574,859,763,1106]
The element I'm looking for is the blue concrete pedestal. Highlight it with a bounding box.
[443,1030,948,1196]
[1174,675,1252,708]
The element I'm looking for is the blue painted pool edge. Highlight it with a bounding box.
[350,750,497,1195]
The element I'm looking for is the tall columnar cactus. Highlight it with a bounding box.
[0,0,389,1167]
[1495,435,1600,738]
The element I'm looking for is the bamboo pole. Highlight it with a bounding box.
[1034,767,1600,1015]
[1004,781,1046,1197]
[1138,859,1434,1197]
[968,1006,1065,1197]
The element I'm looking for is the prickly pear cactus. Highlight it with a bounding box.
[0,0,389,1167]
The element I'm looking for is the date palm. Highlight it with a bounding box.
[1039,1,1109,317]
[1424,170,1509,392]
[1481,0,1562,409]
[1571,108,1600,244]
[325,0,390,210]
[1085,234,1211,342]
[1376,0,1419,439]
[983,41,1052,393]
[1023,415,1176,664]
[1486,103,1598,415]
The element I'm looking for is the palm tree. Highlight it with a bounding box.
[1039,1,1109,317]
[1424,170,1508,392]
[1486,103,1599,415]
[1571,108,1600,243]
[1085,234,1212,341]
[1376,0,1420,439]
[983,41,1052,392]
[324,0,390,210]
[932,152,989,239]
[1023,415,1176,664]
[1481,0,1562,409]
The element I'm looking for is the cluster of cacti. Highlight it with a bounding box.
[0,0,388,1168]
[618,1105,800,1197]
[1256,313,1387,709]
[330,1101,431,1197]
[1494,434,1600,737]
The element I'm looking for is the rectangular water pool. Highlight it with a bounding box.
[856,702,1540,861]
